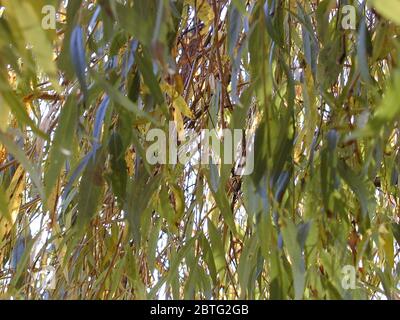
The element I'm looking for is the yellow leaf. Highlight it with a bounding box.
[0,95,10,132]
[0,147,5,167]
[161,82,194,119]
[173,105,185,141]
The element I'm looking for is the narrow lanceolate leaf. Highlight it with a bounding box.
[206,171,237,236]
[91,73,158,125]
[1,0,400,300]
[0,185,10,221]
[0,132,44,201]
[237,234,259,298]
[45,95,78,199]
[370,0,400,25]
[10,233,39,289]
[337,160,374,218]
[166,237,196,283]
[115,1,154,46]
[0,95,10,132]
[281,219,307,300]
[108,132,127,201]
[94,96,110,143]
[0,72,48,140]
[136,49,164,105]
[207,219,226,276]
[70,26,88,101]
[228,5,241,56]
[365,70,400,133]
[161,82,193,118]
[75,148,106,232]
[357,19,372,84]
[7,0,60,92]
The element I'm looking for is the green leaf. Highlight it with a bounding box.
[75,148,106,232]
[115,1,155,46]
[125,169,162,245]
[337,159,374,218]
[58,0,83,78]
[363,70,400,135]
[357,18,373,84]
[237,234,259,298]
[392,223,400,245]
[281,218,307,300]
[166,237,196,284]
[205,172,237,236]
[10,233,39,290]
[45,95,78,199]
[207,219,226,276]
[8,0,60,92]
[0,132,44,201]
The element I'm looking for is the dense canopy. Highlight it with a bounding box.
[0,0,399,299]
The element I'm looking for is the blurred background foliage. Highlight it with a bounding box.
[0,0,399,299]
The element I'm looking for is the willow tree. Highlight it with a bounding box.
[0,0,399,300]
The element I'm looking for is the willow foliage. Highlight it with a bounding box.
[0,0,399,300]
